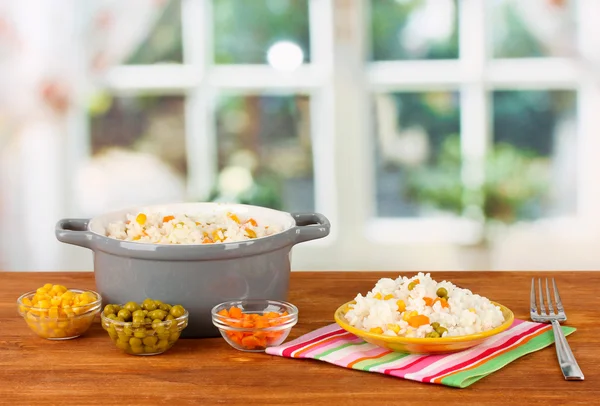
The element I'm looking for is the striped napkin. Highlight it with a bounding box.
[266,319,576,388]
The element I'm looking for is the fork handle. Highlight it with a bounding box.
[551,320,584,380]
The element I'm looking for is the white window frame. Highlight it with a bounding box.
[65,0,600,271]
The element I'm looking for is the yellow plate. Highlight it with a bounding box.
[334,300,514,354]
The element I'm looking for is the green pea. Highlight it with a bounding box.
[159,304,172,312]
[157,339,169,350]
[169,332,180,342]
[148,310,167,321]
[116,316,125,322]
[117,309,132,321]
[170,305,185,318]
[123,324,134,337]
[142,299,157,311]
[132,310,145,318]
[106,314,118,321]
[158,332,170,340]
[112,305,122,314]
[129,337,142,347]
[134,329,146,339]
[116,341,129,350]
[143,345,155,353]
[425,331,441,338]
[123,301,141,313]
[117,333,129,343]
[132,315,145,323]
[143,336,157,346]
[144,318,153,324]
[103,304,117,316]
[166,315,175,321]
[153,300,164,307]
[436,326,448,337]
[408,280,419,291]
[436,287,448,298]
[130,345,144,354]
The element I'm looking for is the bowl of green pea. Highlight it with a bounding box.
[101,298,188,355]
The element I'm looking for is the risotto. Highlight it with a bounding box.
[105,211,281,244]
[343,273,505,339]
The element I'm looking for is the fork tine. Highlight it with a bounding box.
[530,278,538,315]
[552,278,565,314]
[545,278,555,315]
[538,278,546,315]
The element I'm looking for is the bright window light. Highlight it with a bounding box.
[266,41,304,72]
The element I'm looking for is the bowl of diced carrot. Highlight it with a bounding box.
[211,299,298,352]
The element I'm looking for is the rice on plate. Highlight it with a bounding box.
[344,273,505,339]
[106,211,281,244]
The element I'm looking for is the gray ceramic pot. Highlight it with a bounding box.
[55,203,330,338]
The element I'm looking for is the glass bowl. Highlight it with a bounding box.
[101,309,189,355]
[211,299,298,352]
[17,289,102,340]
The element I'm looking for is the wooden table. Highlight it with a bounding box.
[0,271,597,405]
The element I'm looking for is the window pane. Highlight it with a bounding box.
[213,94,314,212]
[492,90,577,220]
[370,0,458,61]
[80,95,187,214]
[213,0,310,65]
[125,0,183,64]
[374,92,461,217]
[491,0,576,58]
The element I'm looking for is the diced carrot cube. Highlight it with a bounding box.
[228,307,243,319]
[241,335,260,349]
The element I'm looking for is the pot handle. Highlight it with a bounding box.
[55,218,94,249]
[292,212,331,244]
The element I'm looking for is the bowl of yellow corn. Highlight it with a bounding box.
[17,283,102,340]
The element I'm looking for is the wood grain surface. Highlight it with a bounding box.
[0,271,597,405]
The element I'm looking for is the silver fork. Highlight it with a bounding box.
[530,278,584,380]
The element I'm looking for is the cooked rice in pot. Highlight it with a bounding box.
[105,211,281,244]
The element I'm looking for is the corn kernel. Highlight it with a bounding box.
[373,293,382,300]
[396,299,406,312]
[51,297,62,306]
[227,212,241,224]
[369,327,384,334]
[402,310,417,322]
[22,297,32,306]
[49,306,59,318]
[82,292,96,302]
[36,287,47,295]
[136,213,147,225]
[43,283,53,291]
[468,308,476,313]
[384,294,394,300]
[37,300,50,309]
[387,324,400,334]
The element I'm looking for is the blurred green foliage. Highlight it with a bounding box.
[405,134,550,223]
[102,0,574,219]
[370,0,458,60]
[126,0,183,64]
[213,0,310,64]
